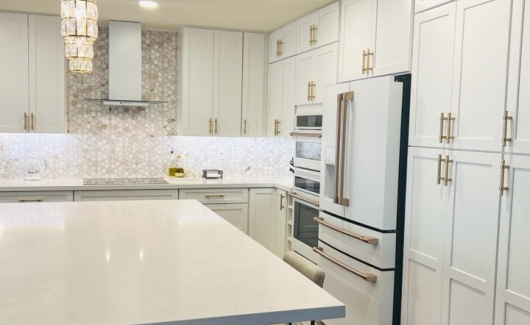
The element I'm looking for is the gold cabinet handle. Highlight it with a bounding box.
[312,25,318,45]
[311,82,316,100]
[499,160,509,196]
[309,25,313,45]
[278,39,283,56]
[366,49,373,73]
[437,154,444,185]
[214,118,218,135]
[276,39,280,57]
[276,120,281,135]
[313,247,377,282]
[502,111,513,147]
[279,194,285,211]
[30,113,35,131]
[18,198,44,202]
[362,50,367,74]
[314,217,378,245]
[24,112,28,131]
[439,113,446,143]
[443,155,453,186]
[243,119,247,135]
[446,113,455,144]
[209,118,213,135]
[205,195,225,199]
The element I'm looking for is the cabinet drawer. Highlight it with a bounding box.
[317,241,394,325]
[74,190,179,201]
[179,188,249,204]
[318,211,396,269]
[0,191,74,203]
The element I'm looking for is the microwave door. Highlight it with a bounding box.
[320,83,351,217]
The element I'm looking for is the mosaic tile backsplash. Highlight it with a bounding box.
[0,28,294,179]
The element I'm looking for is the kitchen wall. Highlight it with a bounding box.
[0,28,294,179]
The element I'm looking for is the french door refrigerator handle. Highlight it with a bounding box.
[333,92,353,207]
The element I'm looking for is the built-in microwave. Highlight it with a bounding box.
[294,105,323,131]
[293,167,321,198]
[290,192,320,263]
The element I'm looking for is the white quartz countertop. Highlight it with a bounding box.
[0,200,344,325]
[0,176,293,192]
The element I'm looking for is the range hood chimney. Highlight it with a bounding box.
[86,21,165,107]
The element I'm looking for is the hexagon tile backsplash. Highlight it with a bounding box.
[0,28,295,179]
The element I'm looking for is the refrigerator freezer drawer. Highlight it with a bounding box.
[318,211,396,269]
[317,241,394,325]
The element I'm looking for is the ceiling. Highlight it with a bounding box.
[0,0,336,32]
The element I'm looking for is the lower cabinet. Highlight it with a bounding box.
[74,190,179,201]
[0,191,73,203]
[248,188,288,257]
[207,203,249,234]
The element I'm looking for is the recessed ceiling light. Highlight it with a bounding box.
[139,1,159,9]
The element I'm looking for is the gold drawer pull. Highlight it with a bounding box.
[502,111,513,147]
[31,113,35,131]
[209,118,212,135]
[243,119,247,135]
[18,198,44,202]
[290,192,319,207]
[313,247,377,282]
[24,112,28,131]
[205,195,225,199]
[314,217,378,245]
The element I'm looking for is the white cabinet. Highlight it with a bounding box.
[338,0,413,83]
[295,43,338,105]
[268,57,295,137]
[415,0,454,13]
[409,3,457,149]
[268,22,297,63]
[207,203,249,234]
[0,13,65,134]
[178,28,244,137]
[295,1,340,54]
[74,190,179,201]
[0,191,73,203]
[242,33,266,137]
[506,0,530,155]
[495,154,530,325]
[402,147,502,324]
[0,12,28,133]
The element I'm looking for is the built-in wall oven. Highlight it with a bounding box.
[290,192,320,263]
[293,167,320,198]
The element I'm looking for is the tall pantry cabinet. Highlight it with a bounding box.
[402,0,530,324]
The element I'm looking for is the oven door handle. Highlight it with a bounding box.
[314,217,378,245]
[313,246,377,282]
[290,132,322,138]
[290,192,320,207]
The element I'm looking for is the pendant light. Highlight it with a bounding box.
[61,0,99,73]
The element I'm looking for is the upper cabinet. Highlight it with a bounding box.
[0,13,65,134]
[295,43,338,105]
[295,2,340,54]
[268,57,295,137]
[415,0,455,13]
[338,0,413,83]
[269,22,297,63]
[179,27,266,137]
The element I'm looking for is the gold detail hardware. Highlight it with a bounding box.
[278,39,283,57]
[276,39,280,57]
[439,113,445,143]
[333,92,354,207]
[276,120,281,135]
[437,154,443,185]
[366,49,373,73]
[214,118,218,135]
[502,111,513,147]
[446,113,455,144]
[362,50,367,74]
[313,247,377,282]
[307,81,312,101]
[312,25,318,45]
[209,118,212,135]
[205,195,225,199]
[499,160,509,196]
[274,119,277,136]
[18,198,44,202]
[443,155,453,186]
[24,112,27,131]
[30,113,35,131]
[290,192,320,207]
[314,217,379,245]
[279,194,285,211]
[243,119,247,135]
[310,81,316,100]
[289,132,322,138]
[309,25,313,45]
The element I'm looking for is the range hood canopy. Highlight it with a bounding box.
[85,21,166,106]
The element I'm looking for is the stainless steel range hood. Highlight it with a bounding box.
[85,21,166,107]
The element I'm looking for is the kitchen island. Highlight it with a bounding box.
[0,200,344,325]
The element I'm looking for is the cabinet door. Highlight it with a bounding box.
[280,22,297,59]
[409,3,456,149]
[179,28,214,136]
[372,0,413,77]
[338,0,376,82]
[249,189,276,252]
[401,147,447,325]
[295,1,340,54]
[268,60,284,136]
[28,15,65,134]
[207,203,249,234]
[440,150,501,325]
[213,30,243,137]
[506,0,530,155]
[279,57,296,137]
[242,33,266,137]
[449,0,511,152]
[495,154,530,325]
[294,50,316,106]
[415,0,455,13]
[275,189,288,258]
[268,29,282,63]
[313,43,338,104]
[0,13,28,133]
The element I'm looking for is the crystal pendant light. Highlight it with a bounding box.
[61,0,98,73]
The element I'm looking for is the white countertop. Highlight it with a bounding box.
[0,200,344,325]
[0,176,293,192]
